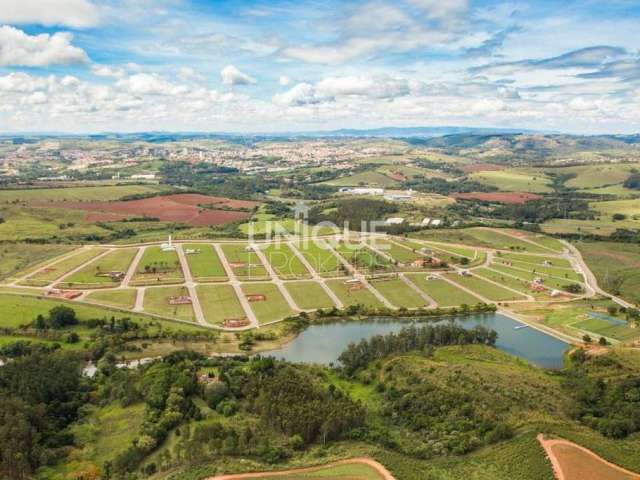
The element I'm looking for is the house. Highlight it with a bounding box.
[421,218,431,226]
[430,219,442,227]
[130,173,156,180]
[339,187,384,196]
[385,217,405,225]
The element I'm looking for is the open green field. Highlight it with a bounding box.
[561,163,640,189]
[494,258,582,282]
[497,252,573,268]
[218,461,386,480]
[294,241,344,277]
[183,244,227,281]
[241,283,295,324]
[464,228,555,254]
[130,246,184,286]
[404,274,481,307]
[326,279,384,309]
[220,244,270,280]
[0,243,75,281]
[334,241,391,273]
[196,284,246,326]
[474,267,549,299]
[262,243,311,279]
[570,317,639,342]
[399,238,471,265]
[369,277,428,308]
[143,286,196,322]
[0,184,166,203]
[541,218,636,236]
[19,247,108,286]
[85,288,137,309]
[58,248,138,288]
[575,241,640,305]
[444,272,526,301]
[284,281,336,310]
[239,213,300,235]
[366,238,422,264]
[590,198,640,222]
[488,263,582,291]
[469,168,552,193]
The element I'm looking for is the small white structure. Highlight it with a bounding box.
[339,187,384,196]
[543,260,553,267]
[130,174,156,180]
[421,218,431,226]
[459,270,472,277]
[426,274,439,280]
[185,248,201,255]
[384,193,413,202]
[385,217,405,225]
[345,278,361,284]
[550,289,561,297]
[161,235,176,252]
[430,219,442,227]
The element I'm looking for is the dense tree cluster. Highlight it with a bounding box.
[308,198,398,231]
[339,324,497,376]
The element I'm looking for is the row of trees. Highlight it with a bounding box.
[339,323,498,376]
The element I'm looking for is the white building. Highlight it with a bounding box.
[385,217,405,225]
[130,174,156,180]
[339,187,384,196]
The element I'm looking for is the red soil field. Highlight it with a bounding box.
[461,163,504,173]
[452,191,543,204]
[44,194,259,226]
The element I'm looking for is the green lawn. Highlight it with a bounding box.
[326,279,384,309]
[474,268,548,299]
[333,241,391,274]
[576,241,640,305]
[294,240,344,277]
[443,272,526,302]
[130,246,184,286]
[404,274,482,307]
[241,283,295,324]
[85,289,137,309]
[19,247,108,286]
[229,462,386,479]
[0,184,166,203]
[323,170,400,187]
[58,248,138,288]
[496,252,573,268]
[220,244,270,280]
[0,243,75,281]
[196,284,246,326]
[570,318,639,342]
[369,277,429,308]
[183,244,227,281]
[494,258,582,282]
[367,238,423,264]
[488,263,582,291]
[262,243,311,279]
[466,228,554,254]
[143,286,195,322]
[284,281,336,310]
[469,168,552,193]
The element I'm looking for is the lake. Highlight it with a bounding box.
[264,313,569,369]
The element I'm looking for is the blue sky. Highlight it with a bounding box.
[0,0,639,133]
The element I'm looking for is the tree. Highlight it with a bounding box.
[48,305,78,329]
[599,336,608,346]
[582,334,592,344]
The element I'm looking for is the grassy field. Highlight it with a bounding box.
[488,263,582,291]
[368,277,428,308]
[262,243,311,279]
[284,281,336,310]
[19,247,108,286]
[404,274,482,307]
[85,288,137,309]
[294,240,344,277]
[333,241,391,273]
[575,241,640,305]
[474,268,549,299]
[58,248,138,288]
[366,238,423,264]
[464,228,555,254]
[220,244,270,280]
[326,279,384,309]
[143,286,196,322]
[196,284,246,326]
[469,168,552,193]
[241,283,295,324]
[591,198,640,222]
[0,184,166,203]
[0,243,76,281]
[497,252,573,268]
[444,272,527,301]
[183,244,227,281]
[130,246,184,286]
[561,163,640,189]
[494,258,582,282]
[218,461,386,479]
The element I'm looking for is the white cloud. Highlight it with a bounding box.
[407,0,469,20]
[92,65,125,78]
[273,83,318,106]
[0,26,88,67]
[116,73,189,96]
[0,0,100,28]
[316,75,411,99]
[279,75,291,86]
[0,72,47,92]
[221,65,257,86]
[22,91,48,105]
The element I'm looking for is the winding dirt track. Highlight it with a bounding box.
[538,434,640,480]
[206,457,396,480]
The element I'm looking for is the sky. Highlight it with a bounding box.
[0,0,639,134]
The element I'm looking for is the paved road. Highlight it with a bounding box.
[121,246,145,288]
[176,244,207,326]
[287,241,344,309]
[252,245,302,312]
[398,273,437,308]
[46,248,115,289]
[133,287,145,312]
[214,243,259,328]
